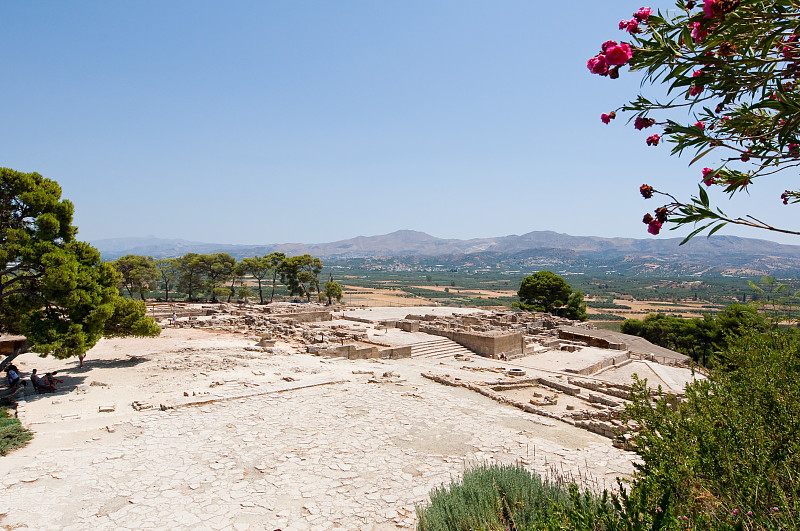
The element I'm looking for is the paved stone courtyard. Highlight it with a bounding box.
[0,321,641,531]
[1,366,634,530]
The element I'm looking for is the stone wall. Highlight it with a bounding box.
[270,311,332,323]
[421,328,524,358]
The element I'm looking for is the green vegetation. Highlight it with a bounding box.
[324,281,343,304]
[0,167,159,372]
[113,254,158,300]
[417,463,615,531]
[587,300,631,310]
[589,313,625,322]
[621,303,770,365]
[239,253,285,304]
[621,328,800,529]
[0,407,32,456]
[279,254,323,302]
[155,258,180,301]
[516,271,587,321]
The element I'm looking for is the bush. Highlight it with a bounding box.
[621,328,800,529]
[0,407,32,456]
[416,463,616,531]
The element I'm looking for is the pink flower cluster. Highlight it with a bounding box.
[646,134,660,146]
[588,9,650,76]
[689,22,708,43]
[634,116,655,130]
[587,41,633,76]
[689,69,704,96]
[619,7,652,34]
[702,167,716,186]
[782,35,799,59]
[694,120,706,130]
[601,111,616,124]
[641,187,668,236]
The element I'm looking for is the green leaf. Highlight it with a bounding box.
[680,223,714,245]
[698,186,710,208]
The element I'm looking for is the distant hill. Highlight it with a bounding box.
[92,229,800,276]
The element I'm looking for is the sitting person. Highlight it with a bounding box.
[42,372,62,392]
[30,369,47,393]
[6,366,21,388]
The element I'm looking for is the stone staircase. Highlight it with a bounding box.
[409,338,476,359]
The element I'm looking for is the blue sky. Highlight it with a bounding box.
[3,1,798,245]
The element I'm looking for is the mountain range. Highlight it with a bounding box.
[93,230,800,276]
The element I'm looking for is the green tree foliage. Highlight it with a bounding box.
[564,290,588,321]
[0,168,159,371]
[177,253,204,300]
[103,297,161,338]
[621,304,769,365]
[748,275,800,320]
[155,258,180,301]
[237,284,253,302]
[590,2,800,240]
[265,252,285,303]
[239,255,281,304]
[225,262,246,303]
[621,328,800,528]
[279,254,323,301]
[324,281,343,305]
[198,253,236,302]
[111,254,158,300]
[518,271,572,313]
[516,271,587,320]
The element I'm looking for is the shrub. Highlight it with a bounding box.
[416,463,616,530]
[621,328,800,529]
[0,407,32,456]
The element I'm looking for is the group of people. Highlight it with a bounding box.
[4,364,62,393]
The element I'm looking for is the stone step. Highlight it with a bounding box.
[410,338,475,359]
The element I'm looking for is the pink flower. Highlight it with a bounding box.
[605,43,633,66]
[690,22,708,43]
[789,143,800,157]
[694,120,705,130]
[601,40,618,52]
[741,150,751,162]
[601,113,611,124]
[646,134,660,146]
[634,116,654,130]
[702,167,715,186]
[647,220,663,235]
[693,69,704,77]
[635,7,652,22]
[703,0,718,18]
[689,86,704,96]
[620,19,640,33]
[587,54,609,75]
